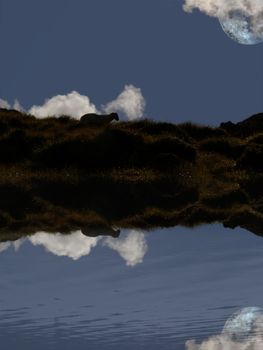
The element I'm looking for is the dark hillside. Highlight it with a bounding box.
[0,109,262,239]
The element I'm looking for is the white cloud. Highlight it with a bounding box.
[0,98,11,109]
[183,0,263,18]
[28,91,97,119]
[29,231,101,260]
[13,99,24,112]
[103,85,146,120]
[184,0,263,37]
[0,98,24,111]
[183,0,263,36]
[104,230,148,267]
[1,85,146,120]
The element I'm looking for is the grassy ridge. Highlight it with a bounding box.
[0,109,196,169]
[0,108,262,239]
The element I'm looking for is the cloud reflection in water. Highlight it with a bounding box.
[104,229,147,267]
[0,242,11,253]
[0,230,148,267]
[186,307,263,350]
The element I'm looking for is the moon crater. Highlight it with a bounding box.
[219,11,263,45]
[222,307,263,342]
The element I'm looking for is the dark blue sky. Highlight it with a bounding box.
[0,0,262,124]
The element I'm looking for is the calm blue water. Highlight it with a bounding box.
[0,224,263,349]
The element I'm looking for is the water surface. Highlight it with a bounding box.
[0,225,263,349]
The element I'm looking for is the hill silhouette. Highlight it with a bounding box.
[0,108,262,241]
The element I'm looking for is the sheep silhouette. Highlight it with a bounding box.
[81,226,121,238]
[80,112,119,125]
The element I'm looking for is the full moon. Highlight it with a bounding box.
[222,307,263,342]
[219,11,263,45]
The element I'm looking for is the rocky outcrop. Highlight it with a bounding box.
[220,113,263,137]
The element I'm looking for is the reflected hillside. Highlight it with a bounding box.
[0,109,262,240]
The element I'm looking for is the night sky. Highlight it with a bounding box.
[1,3,263,348]
[0,0,263,125]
